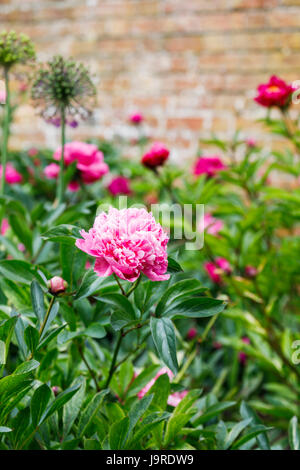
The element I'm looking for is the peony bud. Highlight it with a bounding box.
[245,265,258,278]
[187,328,197,340]
[47,276,68,295]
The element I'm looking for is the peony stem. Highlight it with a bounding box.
[105,330,123,388]
[56,106,66,204]
[0,67,10,197]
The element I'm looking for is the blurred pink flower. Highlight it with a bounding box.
[18,243,25,252]
[238,337,250,365]
[28,147,38,157]
[246,138,256,148]
[168,391,188,407]
[0,163,22,184]
[44,163,60,179]
[142,142,170,169]
[204,257,232,284]
[187,327,197,340]
[68,181,80,192]
[254,75,295,108]
[54,141,108,184]
[0,89,6,104]
[245,265,258,278]
[129,112,144,124]
[1,218,9,236]
[193,156,226,178]
[201,213,224,236]
[137,367,188,407]
[76,207,170,282]
[138,367,174,399]
[108,176,131,196]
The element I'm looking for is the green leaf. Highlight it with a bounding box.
[166,257,183,274]
[0,260,46,286]
[63,377,86,439]
[224,418,252,449]
[126,412,170,449]
[30,280,45,324]
[84,323,106,339]
[155,279,202,316]
[231,425,273,450]
[31,384,52,427]
[75,269,104,300]
[0,341,5,365]
[8,213,32,254]
[150,317,178,375]
[193,401,236,426]
[0,426,12,433]
[240,401,271,450]
[24,325,39,355]
[95,293,136,320]
[289,416,300,450]
[109,417,129,450]
[40,301,59,340]
[41,384,81,424]
[127,394,153,438]
[77,390,108,438]
[164,297,226,319]
[42,224,81,245]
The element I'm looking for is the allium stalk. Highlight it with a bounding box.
[57,106,66,204]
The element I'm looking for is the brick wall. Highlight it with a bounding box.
[2,0,300,163]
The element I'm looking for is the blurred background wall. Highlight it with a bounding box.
[1,0,300,162]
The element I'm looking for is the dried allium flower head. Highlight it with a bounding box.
[31,55,96,121]
[0,30,35,69]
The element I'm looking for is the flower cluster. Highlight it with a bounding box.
[201,213,224,236]
[142,142,170,169]
[31,56,96,121]
[76,207,170,282]
[0,30,35,69]
[44,141,109,186]
[193,156,226,178]
[254,75,295,109]
[129,112,144,125]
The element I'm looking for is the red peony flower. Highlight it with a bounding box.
[193,156,226,178]
[254,75,295,108]
[142,142,170,169]
[107,176,131,196]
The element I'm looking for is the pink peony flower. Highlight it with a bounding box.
[138,367,174,399]
[142,142,170,169]
[201,213,224,236]
[246,138,257,148]
[137,367,188,407]
[1,218,9,236]
[215,257,232,274]
[204,257,231,284]
[44,163,60,179]
[193,156,226,178]
[167,391,188,407]
[187,327,197,340]
[47,276,68,295]
[129,112,144,125]
[76,207,170,282]
[28,147,38,157]
[108,176,131,196]
[0,163,22,184]
[0,89,6,104]
[238,337,250,365]
[53,141,109,184]
[68,181,80,192]
[254,75,295,108]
